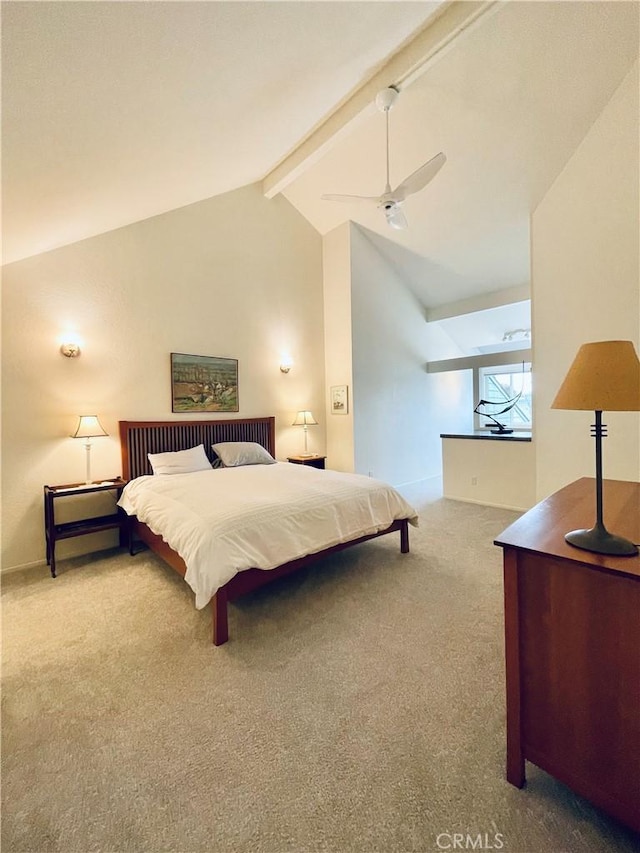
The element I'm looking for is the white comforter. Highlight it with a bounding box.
[118,462,418,608]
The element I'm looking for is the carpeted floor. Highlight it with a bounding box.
[2,492,639,853]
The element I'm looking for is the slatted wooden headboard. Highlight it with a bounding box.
[119,417,276,480]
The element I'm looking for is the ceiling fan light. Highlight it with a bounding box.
[384,206,407,230]
[388,216,405,230]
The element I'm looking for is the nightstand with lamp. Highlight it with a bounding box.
[288,410,326,469]
[44,415,127,577]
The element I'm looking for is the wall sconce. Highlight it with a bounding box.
[280,358,293,373]
[60,342,81,358]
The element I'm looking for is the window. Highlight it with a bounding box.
[475,363,532,431]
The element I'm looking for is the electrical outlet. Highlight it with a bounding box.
[471,477,478,486]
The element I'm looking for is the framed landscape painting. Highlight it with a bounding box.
[171,353,239,413]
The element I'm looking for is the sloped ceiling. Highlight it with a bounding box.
[281,1,639,306]
[2,1,638,314]
[2,0,443,264]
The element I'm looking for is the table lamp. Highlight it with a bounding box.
[551,340,640,556]
[292,410,318,457]
[71,415,108,484]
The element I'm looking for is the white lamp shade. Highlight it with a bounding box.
[292,410,318,426]
[71,415,108,438]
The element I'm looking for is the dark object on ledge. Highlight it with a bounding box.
[490,423,513,435]
[474,385,523,435]
[473,404,515,434]
[474,362,525,434]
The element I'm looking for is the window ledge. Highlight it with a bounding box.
[440,431,532,442]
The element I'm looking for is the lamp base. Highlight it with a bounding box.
[565,526,638,556]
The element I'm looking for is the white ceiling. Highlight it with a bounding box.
[1,0,443,264]
[436,300,531,356]
[3,1,638,311]
[282,1,639,306]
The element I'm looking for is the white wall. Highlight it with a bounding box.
[1,183,324,571]
[349,225,441,488]
[424,322,475,464]
[429,370,474,438]
[533,61,640,500]
[322,223,354,472]
[442,438,535,511]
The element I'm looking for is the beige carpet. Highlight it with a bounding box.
[2,493,638,853]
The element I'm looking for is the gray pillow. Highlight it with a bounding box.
[212,441,276,467]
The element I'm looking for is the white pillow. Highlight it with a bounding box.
[212,441,276,467]
[148,444,212,475]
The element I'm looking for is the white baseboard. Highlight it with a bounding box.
[1,558,47,576]
[443,494,530,513]
[395,474,442,490]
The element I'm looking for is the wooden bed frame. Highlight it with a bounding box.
[119,417,410,645]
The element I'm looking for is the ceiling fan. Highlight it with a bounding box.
[321,86,446,230]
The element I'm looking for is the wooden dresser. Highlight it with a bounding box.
[494,478,640,833]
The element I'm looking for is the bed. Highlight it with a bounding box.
[118,417,417,645]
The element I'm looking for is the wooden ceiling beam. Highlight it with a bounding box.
[262,0,500,199]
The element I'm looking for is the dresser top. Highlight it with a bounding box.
[495,478,640,579]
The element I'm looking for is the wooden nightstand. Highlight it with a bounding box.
[44,478,127,578]
[287,455,326,470]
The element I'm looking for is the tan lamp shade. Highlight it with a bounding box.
[551,340,640,412]
[71,415,108,438]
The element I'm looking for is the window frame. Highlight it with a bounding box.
[473,361,533,432]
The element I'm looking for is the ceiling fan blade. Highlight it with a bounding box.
[384,206,408,230]
[393,152,446,200]
[321,193,380,203]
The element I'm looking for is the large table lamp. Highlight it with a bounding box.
[292,410,318,457]
[551,340,640,556]
[71,415,108,484]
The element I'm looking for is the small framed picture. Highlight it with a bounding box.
[171,352,239,413]
[330,384,348,415]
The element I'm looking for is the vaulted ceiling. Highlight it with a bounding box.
[2,0,444,264]
[279,1,639,306]
[3,1,638,309]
